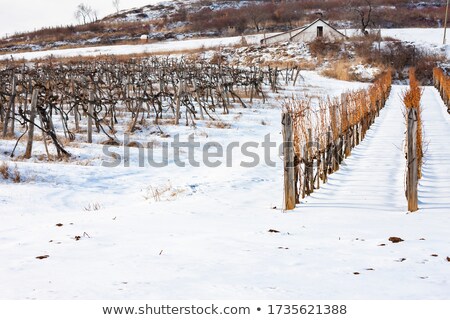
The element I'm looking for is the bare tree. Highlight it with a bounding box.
[75,4,88,24]
[347,0,374,35]
[242,3,272,32]
[74,3,98,24]
[92,9,98,22]
[112,0,120,14]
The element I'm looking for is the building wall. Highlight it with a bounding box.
[261,20,345,45]
[262,29,301,45]
[291,21,345,42]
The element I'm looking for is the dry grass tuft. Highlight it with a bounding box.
[100,139,121,146]
[127,141,144,148]
[157,118,176,126]
[295,60,317,71]
[12,165,21,183]
[321,60,352,81]
[143,181,185,202]
[206,120,231,129]
[0,162,9,180]
[0,162,21,183]
[231,89,260,100]
[84,202,102,211]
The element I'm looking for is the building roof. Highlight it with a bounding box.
[262,18,347,44]
[299,18,347,39]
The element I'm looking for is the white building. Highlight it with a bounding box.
[261,19,346,45]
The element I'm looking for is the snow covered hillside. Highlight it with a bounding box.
[0,34,265,61]
[103,0,254,23]
[1,28,448,62]
[364,28,450,59]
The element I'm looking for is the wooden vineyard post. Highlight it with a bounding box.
[294,155,300,204]
[323,130,331,183]
[337,135,344,165]
[175,81,182,125]
[345,128,351,158]
[2,74,17,138]
[332,139,339,173]
[321,143,327,184]
[87,91,94,143]
[9,75,17,136]
[282,112,296,210]
[342,94,351,158]
[71,79,80,132]
[355,123,360,146]
[74,104,80,132]
[193,81,205,120]
[24,89,39,159]
[406,108,418,212]
[316,150,321,190]
[308,128,314,193]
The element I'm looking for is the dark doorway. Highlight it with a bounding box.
[317,26,323,37]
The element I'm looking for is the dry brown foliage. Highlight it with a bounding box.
[321,60,352,82]
[284,70,392,159]
[403,67,423,177]
[433,68,450,107]
[0,162,21,183]
[206,120,231,129]
[0,162,9,180]
[282,70,392,201]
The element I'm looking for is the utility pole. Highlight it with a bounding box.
[444,0,449,44]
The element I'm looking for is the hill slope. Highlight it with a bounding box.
[0,0,447,54]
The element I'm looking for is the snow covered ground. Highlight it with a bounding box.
[381,28,448,48]
[1,71,449,299]
[418,87,450,211]
[0,34,266,61]
[348,28,450,58]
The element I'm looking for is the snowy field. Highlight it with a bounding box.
[0,34,266,61]
[377,28,449,58]
[344,28,450,59]
[1,28,449,61]
[1,68,450,299]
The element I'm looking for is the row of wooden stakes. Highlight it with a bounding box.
[433,67,450,112]
[282,71,392,210]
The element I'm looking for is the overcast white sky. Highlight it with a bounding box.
[0,0,160,37]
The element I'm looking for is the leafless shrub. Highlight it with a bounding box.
[84,202,102,211]
[353,38,444,83]
[415,55,445,85]
[309,38,343,59]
